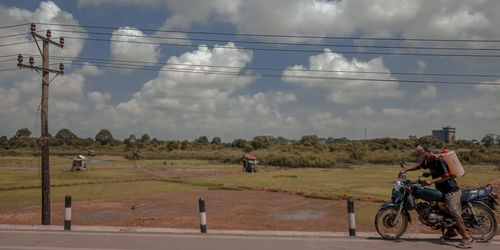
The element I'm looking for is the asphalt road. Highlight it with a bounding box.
[0,228,499,250]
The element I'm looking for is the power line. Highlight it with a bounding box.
[0,68,18,72]
[0,54,19,58]
[60,36,500,58]
[0,41,33,47]
[65,61,500,86]
[0,23,31,29]
[50,29,500,52]
[0,33,29,39]
[29,55,500,79]
[35,22,500,43]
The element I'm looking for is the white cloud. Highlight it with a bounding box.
[308,112,347,130]
[274,92,297,104]
[110,27,161,71]
[283,49,404,104]
[415,85,437,101]
[78,1,500,45]
[348,106,375,117]
[80,62,105,75]
[88,91,110,104]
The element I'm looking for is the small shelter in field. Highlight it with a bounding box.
[242,154,259,173]
[71,155,88,171]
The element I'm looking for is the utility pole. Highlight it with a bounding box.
[17,23,64,225]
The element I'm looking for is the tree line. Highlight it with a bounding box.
[1,128,499,167]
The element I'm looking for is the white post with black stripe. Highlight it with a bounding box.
[199,198,207,233]
[347,198,355,236]
[64,195,71,231]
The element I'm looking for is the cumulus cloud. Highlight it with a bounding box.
[283,49,404,104]
[415,85,437,100]
[274,92,297,104]
[110,27,161,71]
[348,106,375,117]
[88,91,110,104]
[80,62,105,75]
[80,1,500,43]
[308,112,347,130]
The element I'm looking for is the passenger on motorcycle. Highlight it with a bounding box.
[400,145,474,248]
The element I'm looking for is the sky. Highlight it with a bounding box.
[0,0,499,141]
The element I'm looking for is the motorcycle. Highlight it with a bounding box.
[374,162,498,242]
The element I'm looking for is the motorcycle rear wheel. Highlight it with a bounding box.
[374,206,408,240]
[462,201,498,242]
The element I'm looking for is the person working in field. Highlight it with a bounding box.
[399,145,474,248]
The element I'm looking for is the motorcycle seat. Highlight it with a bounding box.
[461,187,490,203]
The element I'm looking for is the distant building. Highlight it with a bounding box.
[432,126,456,143]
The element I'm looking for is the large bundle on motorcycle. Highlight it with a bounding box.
[439,151,465,178]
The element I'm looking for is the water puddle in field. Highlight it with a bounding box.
[267,209,326,221]
[0,166,37,170]
[85,159,112,163]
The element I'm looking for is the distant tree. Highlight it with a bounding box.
[300,135,322,148]
[211,136,222,145]
[55,128,78,144]
[166,141,179,151]
[13,128,32,139]
[231,138,247,148]
[124,134,137,145]
[95,129,115,146]
[276,136,292,144]
[417,135,444,149]
[151,138,161,146]
[251,136,272,149]
[141,134,151,144]
[180,140,190,150]
[481,134,496,147]
[195,136,209,144]
[0,135,8,148]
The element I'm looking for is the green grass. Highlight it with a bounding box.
[178,164,500,200]
[1,156,499,211]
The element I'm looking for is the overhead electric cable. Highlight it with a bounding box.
[35,22,500,43]
[50,29,500,52]
[0,33,29,39]
[0,41,33,47]
[0,23,31,29]
[64,61,500,86]
[60,36,500,58]
[31,55,500,78]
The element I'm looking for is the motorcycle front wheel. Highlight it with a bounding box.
[374,206,408,240]
[462,201,498,242]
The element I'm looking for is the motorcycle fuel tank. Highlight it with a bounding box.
[411,186,444,201]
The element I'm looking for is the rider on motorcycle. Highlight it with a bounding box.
[400,145,474,248]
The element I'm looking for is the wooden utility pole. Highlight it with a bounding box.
[17,23,64,225]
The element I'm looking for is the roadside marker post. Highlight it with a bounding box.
[64,195,71,231]
[348,198,355,236]
[199,198,207,233]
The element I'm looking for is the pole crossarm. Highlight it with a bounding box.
[32,32,64,48]
[17,63,64,74]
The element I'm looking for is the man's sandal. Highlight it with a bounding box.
[456,239,475,249]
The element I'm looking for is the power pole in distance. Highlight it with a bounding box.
[16,23,64,225]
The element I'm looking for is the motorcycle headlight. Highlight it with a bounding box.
[393,179,403,191]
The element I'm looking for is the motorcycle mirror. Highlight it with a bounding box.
[399,161,405,168]
[422,172,431,178]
